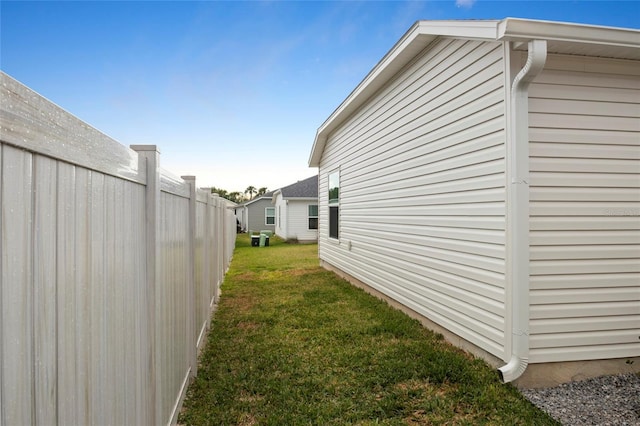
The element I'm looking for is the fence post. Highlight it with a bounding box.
[212,193,221,305]
[130,145,160,425]
[181,176,197,378]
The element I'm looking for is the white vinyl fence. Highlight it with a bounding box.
[0,72,237,425]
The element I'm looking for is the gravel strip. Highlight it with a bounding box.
[521,373,640,425]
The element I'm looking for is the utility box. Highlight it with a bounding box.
[251,235,260,247]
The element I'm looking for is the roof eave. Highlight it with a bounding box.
[308,20,500,167]
[271,189,282,204]
[282,196,318,201]
[244,195,271,206]
[498,18,640,48]
[308,18,640,168]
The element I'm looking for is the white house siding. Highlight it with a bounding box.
[288,200,318,242]
[238,207,247,232]
[274,192,288,238]
[241,206,249,231]
[318,38,509,359]
[528,54,640,363]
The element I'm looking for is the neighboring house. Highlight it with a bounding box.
[272,175,319,242]
[308,18,639,387]
[234,205,245,232]
[237,191,276,233]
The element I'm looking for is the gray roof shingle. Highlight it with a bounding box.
[279,175,318,198]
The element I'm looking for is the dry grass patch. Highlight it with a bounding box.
[226,294,255,311]
[237,412,257,426]
[236,321,260,331]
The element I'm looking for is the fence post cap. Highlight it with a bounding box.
[130,144,160,153]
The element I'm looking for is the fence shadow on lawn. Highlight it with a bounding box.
[179,234,559,425]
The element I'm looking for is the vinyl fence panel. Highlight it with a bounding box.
[0,72,236,425]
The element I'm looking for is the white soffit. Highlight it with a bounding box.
[500,18,640,60]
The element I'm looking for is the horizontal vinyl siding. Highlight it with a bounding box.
[528,54,640,363]
[288,201,318,242]
[246,198,275,233]
[319,38,507,359]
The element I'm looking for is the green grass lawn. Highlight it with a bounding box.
[179,235,558,425]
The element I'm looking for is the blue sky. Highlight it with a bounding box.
[2,1,639,193]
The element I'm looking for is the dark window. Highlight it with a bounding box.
[329,206,338,238]
[328,172,339,239]
[308,204,318,230]
[265,207,275,225]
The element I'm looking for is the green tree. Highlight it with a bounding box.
[257,187,268,196]
[228,191,243,203]
[210,187,229,199]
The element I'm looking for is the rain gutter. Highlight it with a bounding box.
[499,39,547,383]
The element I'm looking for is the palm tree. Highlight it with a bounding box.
[245,185,257,200]
[257,187,268,196]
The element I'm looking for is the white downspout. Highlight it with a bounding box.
[499,39,547,383]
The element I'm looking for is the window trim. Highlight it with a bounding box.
[308,204,318,230]
[328,170,339,239]
[265,207,275,225]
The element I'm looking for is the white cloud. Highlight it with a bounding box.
[455,0,477,9]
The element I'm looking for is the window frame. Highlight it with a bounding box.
[328,170,339,239]
[308,204,318,230]
[265,207,275,225]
